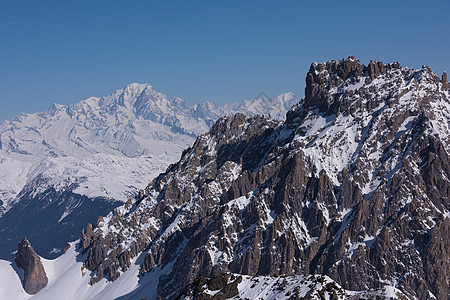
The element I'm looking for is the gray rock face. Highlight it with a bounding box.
[14,237,48,295]
[79,57,450,300]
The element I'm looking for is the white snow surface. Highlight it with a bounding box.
[0,259,29,300]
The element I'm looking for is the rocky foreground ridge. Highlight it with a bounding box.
[78,57,449,299]
[177,272,408,299]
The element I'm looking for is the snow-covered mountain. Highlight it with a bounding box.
[1,57,449,299]
[0,83,298,259]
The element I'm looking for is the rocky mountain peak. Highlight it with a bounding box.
[303,56,405,115]
[288,56,450,152]
[14,237,48,295]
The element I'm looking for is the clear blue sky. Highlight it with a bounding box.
[1,0,449,122]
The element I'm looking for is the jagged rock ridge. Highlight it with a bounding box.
[78,57,449,300]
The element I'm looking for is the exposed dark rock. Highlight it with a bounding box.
[14,237,48,295]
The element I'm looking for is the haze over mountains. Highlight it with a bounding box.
[0,56,449,300]
[0,83,297,259]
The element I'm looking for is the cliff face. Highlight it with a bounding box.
[14,238,48,295]
[79,57,449,299]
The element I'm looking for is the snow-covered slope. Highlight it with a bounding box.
[0,83,297,259]
[0,242,407,300]
[0,241,158,300]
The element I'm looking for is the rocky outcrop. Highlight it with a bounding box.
[14,237,48,295]
[443,71,448,90]
[79,57,450,300]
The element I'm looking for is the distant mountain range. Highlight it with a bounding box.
[0,83,297,259]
